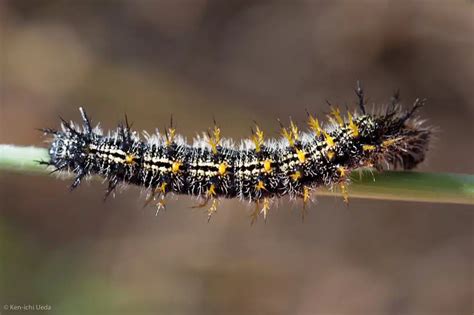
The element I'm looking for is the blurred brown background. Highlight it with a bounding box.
[1,1,473,314]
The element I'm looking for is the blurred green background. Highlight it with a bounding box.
[0,1,473,314]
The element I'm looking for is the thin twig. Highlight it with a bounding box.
[1,145,473,205]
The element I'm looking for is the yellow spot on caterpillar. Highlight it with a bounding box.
[290,120,299,141]
[171,161,182,174]
[338,166,346,177]
[159,182,167,194]
[363,144,376,151]
[296,148,306,163]
[281,120,299,147]
[255,180,266,191]
[307,114,322,136]
[252,125,264,153]
[207,184,216,197]
[218,162,228,176]
[263,159,273,173]
[166,127,176,146]
[322,131,335,147]
[208,125,221,154]
[382,138,400,147]
[125,154,135,164]
[347,112,359,137]
[326,150,335,160]
[330,107,344,126]
[282,127,295,147]
[291,171,302,181]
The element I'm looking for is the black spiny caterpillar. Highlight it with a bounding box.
[40,87,431,221]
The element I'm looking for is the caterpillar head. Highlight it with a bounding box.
[365,99,431,170]
[48,124,90,171]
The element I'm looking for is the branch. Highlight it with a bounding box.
[1,145,472,205]
[0,145,50,173]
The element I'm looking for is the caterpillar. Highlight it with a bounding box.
[40,86,431,221]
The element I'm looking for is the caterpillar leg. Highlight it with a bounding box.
[250,202,259,225]
[261,198,270,222]
[337,166,350,204]
[155,197,166,216]
[143,188,159,209]
[340,182,349,204]
[104,178,118,201]
[143,183,169,216]
[70,169,86,191]
[192,197,210,209]
[250,198,270,225]
[207,199,218,222]
[192,197,219,221]
[301,186,311,222]
[191,184,219,221]
[45,162,68,175]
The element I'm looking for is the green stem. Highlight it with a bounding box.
[1,144,473,205]
[0,145,50,173]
